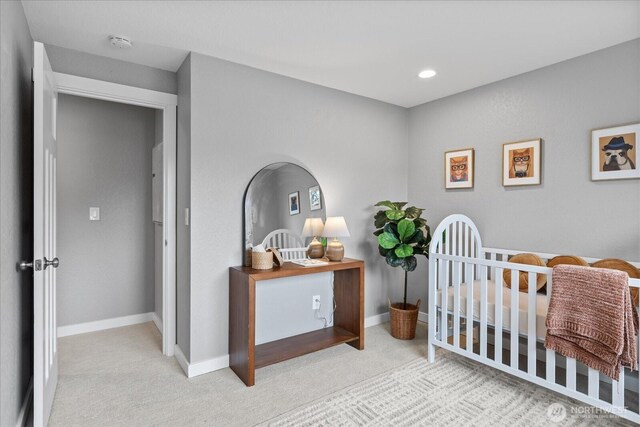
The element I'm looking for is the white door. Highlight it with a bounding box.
[33,41,59,427]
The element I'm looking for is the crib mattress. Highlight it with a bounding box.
[436,280,548,340]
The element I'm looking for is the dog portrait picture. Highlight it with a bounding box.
[288,191,300,215]
[592,124,640,181]
[445,148,474,189]
[502,139,541,187]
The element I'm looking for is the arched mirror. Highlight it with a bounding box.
[243,162,326,264]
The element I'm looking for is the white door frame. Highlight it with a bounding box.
[54,72,178,356]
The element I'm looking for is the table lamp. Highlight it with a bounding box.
[301,218,325,259]
[321,216,350,262]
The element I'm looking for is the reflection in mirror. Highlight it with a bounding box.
[243,163,326,263]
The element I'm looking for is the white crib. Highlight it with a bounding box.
[427,214,640,423]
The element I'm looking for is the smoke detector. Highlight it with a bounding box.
[109,35,132,49]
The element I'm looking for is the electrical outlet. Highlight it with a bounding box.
[312,295,320,310]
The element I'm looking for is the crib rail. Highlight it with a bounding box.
[427,215,640,423]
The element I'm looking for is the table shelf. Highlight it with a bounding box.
[229,258,364,386]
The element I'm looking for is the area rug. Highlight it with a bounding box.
[260,352,632,426]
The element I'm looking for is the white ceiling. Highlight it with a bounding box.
[22,1,640,108]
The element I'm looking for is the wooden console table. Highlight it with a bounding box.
[229,258,364,386]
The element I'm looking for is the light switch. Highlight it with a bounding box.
[90,207,100,221]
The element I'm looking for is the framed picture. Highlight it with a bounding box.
[591,123,640,181]
[288,191,300,216]
[444,148,474,189]
[502,139,541,187]
[309,185,322,211]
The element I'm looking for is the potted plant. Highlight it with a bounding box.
[373,201,431,340]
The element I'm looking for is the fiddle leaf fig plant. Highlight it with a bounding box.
[374,201,431,309]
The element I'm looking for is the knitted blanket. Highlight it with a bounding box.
[544,264,638,381]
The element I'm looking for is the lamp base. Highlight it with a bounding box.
[307,238,325,259]
[325,239,344,262]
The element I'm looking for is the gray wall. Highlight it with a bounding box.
[187,52,408,363]
[0,1,34,425]
[46,44,177,95]
[176,55,192,360]
[407,39,640,305]
[57,95,156,326]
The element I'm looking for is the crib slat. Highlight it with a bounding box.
[452,261,461,349]
[489,252,496,281]
[466,260,474,353]
[457,221,463,257]
[587,368,599,399]
[527,272,536,376]
[480,265,488,358]
[566,358,576,391]
[463,225,469,257]
[495,269,503,365]
[511,270,519,370]
[545,275,555,383]
[452,221,458,256]
[440,258,447,344]
[613,372,624,409]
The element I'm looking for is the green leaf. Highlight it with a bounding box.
[406,229,424,244]
[392,202,408,210]
[404,206,423,219]
[378,246,390,257]
[373,229,384,236]
[397,219,415,241]
[385,209,405,221]
[413,217,427,230]
[383,222,398,236]
[386,251,404,268]
[374,200,396,210]
[378,232,399,249]
[395,244,414,258]
[402,256,418,272]
[374,211,388,229]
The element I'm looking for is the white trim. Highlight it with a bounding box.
[152,312,163,334]
[174,345,190,377]
[174,345,230,378]
[54,72,177,357]
[16,378,33,427]
[54,73,177,108]
[418,311,428,324]
[364,312,389,328]
[57,312,154,337]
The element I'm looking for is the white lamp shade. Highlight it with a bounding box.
[321,216,350,238]
[301,218,324,237]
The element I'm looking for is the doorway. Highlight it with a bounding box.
[54,73,177,356]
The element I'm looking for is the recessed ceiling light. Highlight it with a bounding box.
[418,69,437,79]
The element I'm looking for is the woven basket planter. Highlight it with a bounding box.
[389,299,421,340]
[252,251,273,270]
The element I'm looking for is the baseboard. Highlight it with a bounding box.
[151,312,163,334]
[174,345,229,378]
[174,345,190,377]
[57,312,155,337]
[16,378,33,427]
[364,312,389,328]
[418,311,428,324]
[364,310,428,327]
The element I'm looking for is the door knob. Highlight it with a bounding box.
[19,261,33,271]
[44,257,59,269]
[19,259,42,271]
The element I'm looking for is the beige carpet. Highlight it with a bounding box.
[49,322,633,426]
